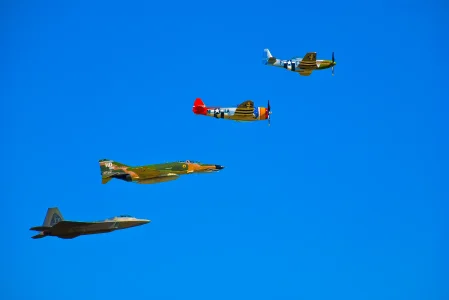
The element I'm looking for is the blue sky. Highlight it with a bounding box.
[1,0,448,299]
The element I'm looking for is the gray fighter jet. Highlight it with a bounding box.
[30,207,150,239]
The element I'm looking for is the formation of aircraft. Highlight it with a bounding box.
[99,159,224,184]
[263,48,337,76]
[32,47,336,240]
[192,98,272,125]
[30,207,150,239]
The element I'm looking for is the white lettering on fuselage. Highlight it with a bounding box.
[206,108,236,116]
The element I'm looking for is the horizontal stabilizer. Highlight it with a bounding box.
[32,233,46,239]
[30,226,51,231]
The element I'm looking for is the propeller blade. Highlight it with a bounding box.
[267,100,271,125]
[332,51,335,76]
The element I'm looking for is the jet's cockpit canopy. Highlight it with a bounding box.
[107,215,134,220]
[179,160,200,164]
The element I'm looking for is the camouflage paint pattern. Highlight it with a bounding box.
[99,159,224,184]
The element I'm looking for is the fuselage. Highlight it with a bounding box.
[129,161,223,179]
[37,217,150,239]
[270,58,334,71]
[50,223,116,239]
[195,106,268,121]
[100,159,224,184]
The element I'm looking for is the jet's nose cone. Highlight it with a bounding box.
[215,165,224,170]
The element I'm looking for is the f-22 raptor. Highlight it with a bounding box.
[30,207,150,239]
[99,159,224,184]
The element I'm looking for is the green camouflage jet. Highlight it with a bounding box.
[30,207,150,239]
[99,159,225,184]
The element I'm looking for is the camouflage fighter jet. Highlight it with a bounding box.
[263,48,336,76]
[30,207,150,239]
[99,159,224,184]
[192,98,272,125]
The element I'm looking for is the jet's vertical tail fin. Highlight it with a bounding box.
[43,207,64,227]
[30,207,63,239]
[99,159,129,184]
[263,49,276,65]
[192,98,207,115]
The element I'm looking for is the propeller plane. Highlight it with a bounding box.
[192,98,272,125]
[263,48,337,76]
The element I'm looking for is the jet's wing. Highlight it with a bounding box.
[299,69,313,76]
[52,221,94,229]
[30,221,93,231]
[299,52,317,69]
[132,167,162,179]
[234,100,255,119]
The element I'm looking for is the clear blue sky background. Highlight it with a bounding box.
[1,1,448,299]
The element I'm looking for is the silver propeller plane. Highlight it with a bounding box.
[263,48,336,76]
[30,207,150,239]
